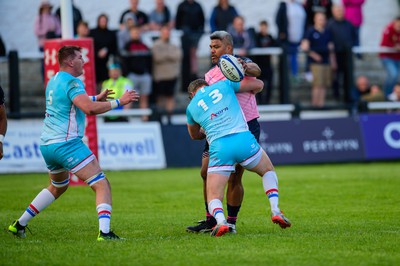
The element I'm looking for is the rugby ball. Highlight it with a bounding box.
[218,54,244,82]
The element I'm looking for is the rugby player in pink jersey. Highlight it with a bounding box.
[186,31,291,234]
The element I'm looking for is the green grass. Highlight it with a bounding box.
[1,162,400,266]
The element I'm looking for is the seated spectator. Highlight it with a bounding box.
[76,20,89,38]
[360,85,385,102]
[355,75,385,111]
[210,0,238,33]
[120,0,149,30]
[123,26,152,121]
[388,83,400,101]
[102,63,134,122]
[152,25,182,123]
[228,15,255,56]
[149,0,172,31]
[354,75,370,100]
[252,20,278,104]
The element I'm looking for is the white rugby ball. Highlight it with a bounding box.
[218,54,244,82]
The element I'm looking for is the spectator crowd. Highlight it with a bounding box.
[31,0,400,120]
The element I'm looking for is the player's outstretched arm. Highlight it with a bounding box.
[73,90,139,116]
[239,78,264,94]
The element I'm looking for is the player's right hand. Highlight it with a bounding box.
[120,89,140,105]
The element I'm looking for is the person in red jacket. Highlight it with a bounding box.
[379,17,400,97]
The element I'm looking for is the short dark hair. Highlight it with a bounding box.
[188,79,209,95]
[210,31,233,47]
[58,46,81,66]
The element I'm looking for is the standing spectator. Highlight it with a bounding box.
[327,4,357,103]
[152,25,182,122]
[175,0,205,91]
[228,15,255,56]
[301,12,336,107]
[102,64,134,122]
[120,0,149,30]
[210,0,238,33]
[55,0,83,35]
[149,0,172,31]
[34,1,61,52]
[0,35,6,57]
[342,0,365,48]
[75,21,89,39]
[117,14,136,53]
[34,1,61,80]
[275,0,306,79]
[0,85,7,160]
[123,26,152,121]
[379,17,400,97]
[304,0,333,30]
[90,14,117,91]
[253,20,278,104]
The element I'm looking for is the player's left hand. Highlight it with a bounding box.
[237,58,248,74]
[97,89,115,102]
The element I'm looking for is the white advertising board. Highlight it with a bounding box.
[0,120,166,173]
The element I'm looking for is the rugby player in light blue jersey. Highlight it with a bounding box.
[8,46,139,241]
[186,79,291,237]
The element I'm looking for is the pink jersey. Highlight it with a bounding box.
[205,65,260,122]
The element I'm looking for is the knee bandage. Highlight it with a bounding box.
[85,172,106,186]
[51,177,70,188]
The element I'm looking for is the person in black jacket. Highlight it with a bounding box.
[326,4,357,103]
[0,85,7,160]
[175,0,205,91]
[0,35,6,57]
[253,20,278,104]
[90,14,117,91]
[54,0,83,35]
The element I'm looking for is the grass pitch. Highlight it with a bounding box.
[1,162,399,266]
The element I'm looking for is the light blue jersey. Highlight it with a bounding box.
[40,71,87,145]
[186,79,248,144]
